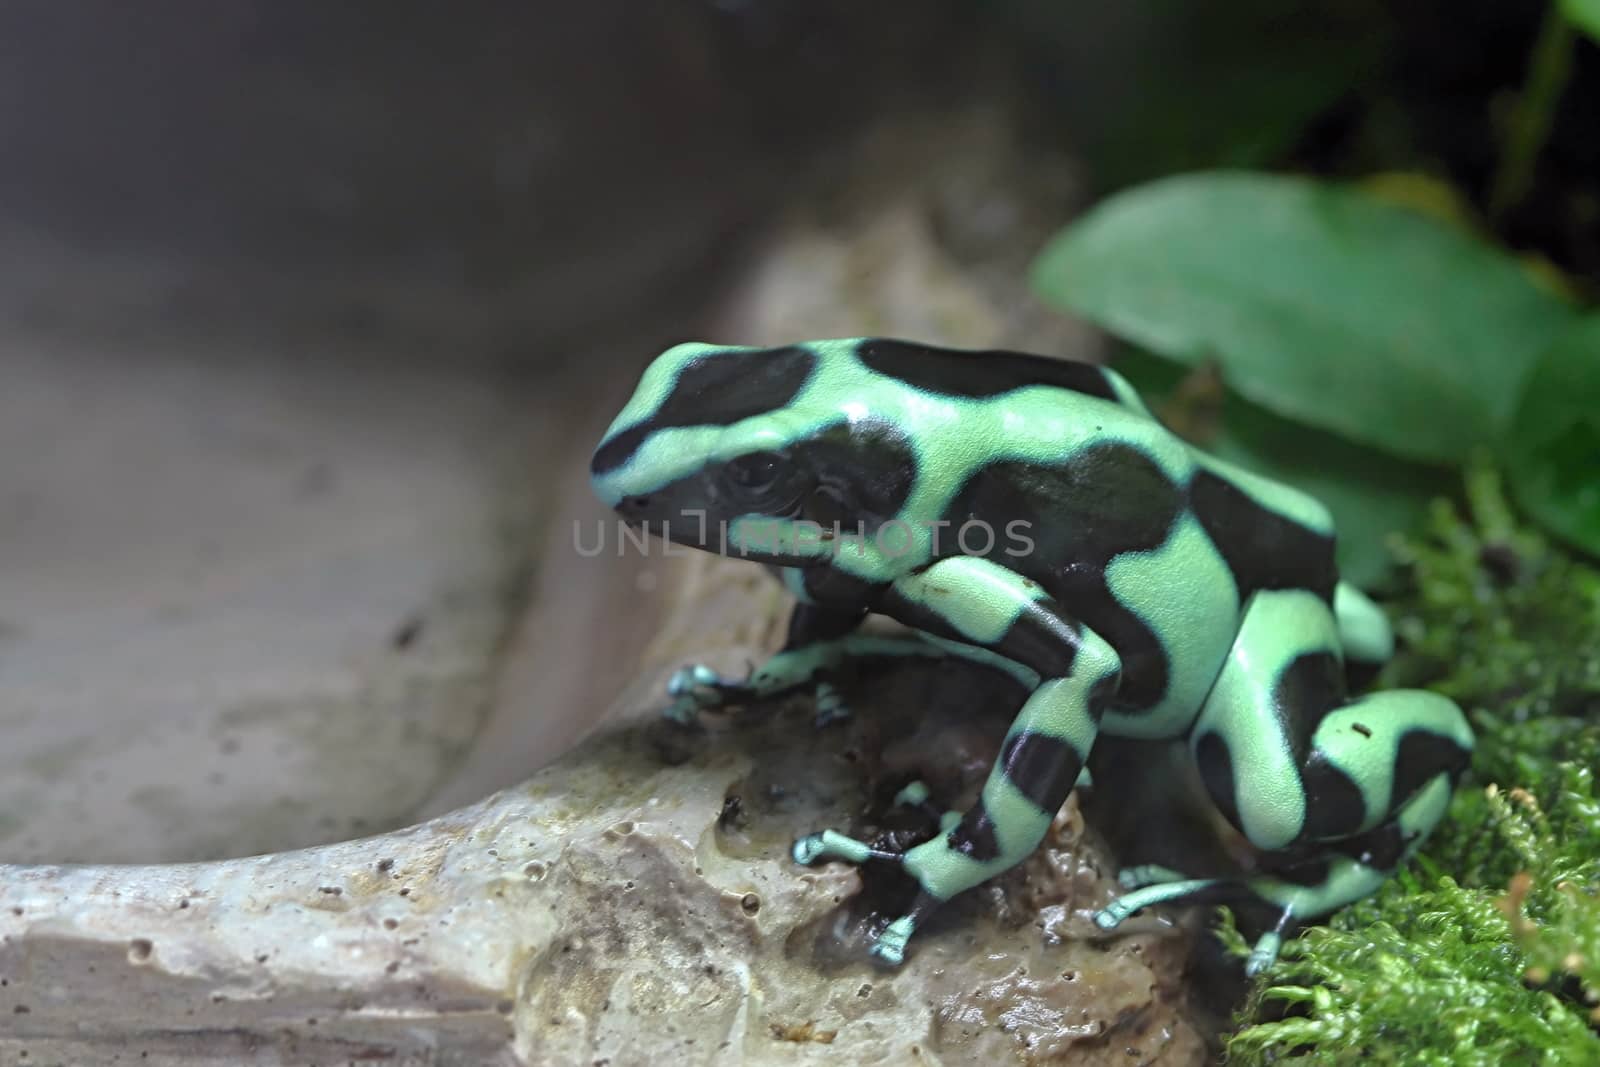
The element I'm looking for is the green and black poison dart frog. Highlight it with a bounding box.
[589,338,1474,974]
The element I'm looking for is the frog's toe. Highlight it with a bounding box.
[1245,931,1283,976]
[791,832,829,866]
[666,663,724,700]
[791,828,890,867]
[660,663,730,723]
[811,680,851,727]
[1094,876,1221,936]
[1117,864,1187,890]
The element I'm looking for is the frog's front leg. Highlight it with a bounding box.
[664,601,869,725]
[793,556,1122,965]
[666,595,1043,727]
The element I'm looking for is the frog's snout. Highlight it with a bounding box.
[588,428,636,508]
[589,431,628,480]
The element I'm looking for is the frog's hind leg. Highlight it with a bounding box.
[1094,588,1472,972]
[1241,763,1457,971]
[1095,763,1457,973]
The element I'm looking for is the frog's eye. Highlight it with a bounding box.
[720,451,806,510]
[724,450,787,491]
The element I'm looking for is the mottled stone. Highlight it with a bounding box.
[0,574,1203,1064]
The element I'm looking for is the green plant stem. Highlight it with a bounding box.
[1490,3,1576,220]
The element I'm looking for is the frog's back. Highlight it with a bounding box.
[851,344,1339,589]
[818,343,1339,609]
[847,344,1340,731]
[1179,447,1339,600]
[843,337,1143,409]
[985,355,1342,606]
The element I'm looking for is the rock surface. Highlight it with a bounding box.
[1,558,1204,1066]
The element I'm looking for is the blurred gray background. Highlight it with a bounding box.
[0,0,1041,864]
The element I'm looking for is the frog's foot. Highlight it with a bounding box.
[1246,927,1285,977]
[871,915,914,966]
[662,663,730,725]
[862,893,944,967]
[811,680,852,728]
[1091,873,1292,975]
[791,829,944,966]
[791,828,905,868]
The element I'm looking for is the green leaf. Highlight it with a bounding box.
[1561,0,1600,41]
[1033,172,1576,464]
[1507,316,1600,555]
[1113,351,1448,587]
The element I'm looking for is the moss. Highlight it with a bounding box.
[1223,463,1600,1064]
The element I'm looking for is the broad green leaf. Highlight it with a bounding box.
[1562,0,1600,41]
[1113,350,1448,587]
[1033,172,1576,464]
[1507,316,1600,555]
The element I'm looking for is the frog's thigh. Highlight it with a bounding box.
[1190,589,1344,851]
[1193,589,1474,851]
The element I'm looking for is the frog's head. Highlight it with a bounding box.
[590,341,915,565]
